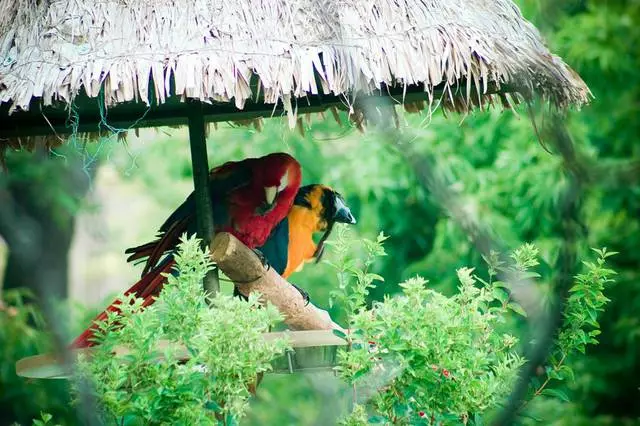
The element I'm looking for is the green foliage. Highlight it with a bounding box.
[523,248,617,410]
[518,1,640,419]
[73,235,289,425]
[559,248,616,356]
[328,231,614,425]
[7,231,616,426]
[32,412,59,426]
[339,405,369,426]
[326,227,389,321]
[1,1,636,424]
[0,290,77,425]
[339,272,523,425]
[0,145,99,230]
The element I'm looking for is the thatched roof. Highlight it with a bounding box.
[0,0,589,136]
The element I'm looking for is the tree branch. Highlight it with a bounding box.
[210,232,343,331]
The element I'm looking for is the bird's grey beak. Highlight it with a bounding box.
[264,186,277,205]
[333,195,356,224]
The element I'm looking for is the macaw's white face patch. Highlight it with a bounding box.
[278,169,290,192]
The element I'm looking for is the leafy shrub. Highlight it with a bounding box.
[73,235,289,425]
[7,230,615,426]
[327,227,615,425]
[523,248,617,409]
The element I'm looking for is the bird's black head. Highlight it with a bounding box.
[293,184,356,261]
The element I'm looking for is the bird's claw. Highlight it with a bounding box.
[291,283,310,306]
[233,285,248,301]
[252,249,271,272]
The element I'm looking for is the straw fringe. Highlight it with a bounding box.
[0,0,590,123]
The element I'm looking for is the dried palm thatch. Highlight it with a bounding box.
[0,0,589,146]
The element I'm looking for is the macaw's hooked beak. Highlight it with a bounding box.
[264,186,278,205]
[333,195,356,224]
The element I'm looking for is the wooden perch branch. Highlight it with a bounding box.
[210,232,343,331]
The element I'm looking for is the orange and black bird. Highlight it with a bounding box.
[234,184,357,302]
[71,152,301,348]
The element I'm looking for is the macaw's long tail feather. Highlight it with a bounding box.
[70,256,176,348]
[124,216,193,276]
[124,241,156,263]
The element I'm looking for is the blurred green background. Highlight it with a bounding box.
[1,0,639,424]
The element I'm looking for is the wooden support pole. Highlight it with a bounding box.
[211,232,343,331]
[187,101,220,296]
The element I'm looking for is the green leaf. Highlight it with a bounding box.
[493,281,509,289]
[541,388,571,402]
[367,273,385,282]
[204,400,221,412]
[351,368,368,381]
[507,302,528,317]
[558,365,575,382]
[333,329,348,340]
[226,412,238,426]
[492,287,509,304]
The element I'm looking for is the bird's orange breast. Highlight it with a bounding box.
[282,207,321,278]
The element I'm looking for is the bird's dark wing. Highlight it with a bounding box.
[233,216,289,300]
[126,159,255,274]
[158,159,255,233]
[256,217,290,276]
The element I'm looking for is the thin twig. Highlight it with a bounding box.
[493,114,584,425]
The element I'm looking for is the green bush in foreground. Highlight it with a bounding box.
[73,235,289,425]
[328,227,615,425]
[13,230,614,425]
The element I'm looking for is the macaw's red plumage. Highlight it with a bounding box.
[126,152,302,275]
[71,152,301,348]
[70,256,176,348]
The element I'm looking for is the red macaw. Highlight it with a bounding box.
[71,152,301,348]
[127,152,302,275]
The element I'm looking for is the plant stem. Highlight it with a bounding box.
[518,352,567,412]
[534,353,567,397]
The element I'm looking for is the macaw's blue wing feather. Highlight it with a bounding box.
[257,217,290,276]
